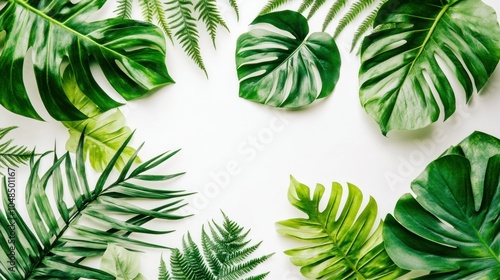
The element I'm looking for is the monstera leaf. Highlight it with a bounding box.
[384,131,500,278]
[0,0,173,121]
[359,0,500,134]
[277,177,407,279]
[236,10,341,108]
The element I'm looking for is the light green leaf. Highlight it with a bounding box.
[61,69,139,172]
[236,10,340,108]
[384,132,500,278]
[0,0,173,121]
[277,176,407,279]
[100,244,145,280]
[359,0,500,134]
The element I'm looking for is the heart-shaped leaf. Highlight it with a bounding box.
[236,10,341,108]
[359,0,500,134]
[384,132,500,278]
[0,0,173,121]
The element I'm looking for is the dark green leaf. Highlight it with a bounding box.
[236,10,341,108]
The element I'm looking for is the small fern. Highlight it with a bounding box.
[159,213,273,279]
[114,0,239,76]
[0,126,32,174]
[166,0,207,76]
[195,0,229,48]
[333,0,377,38]
[261,0,385,52]
[323,0,348,30]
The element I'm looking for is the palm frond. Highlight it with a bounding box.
[0,126,32,173]
[228,0,240,20]
[161,213,273,279]
[297,0,314,13]
[195,0,229,48]
[260,0,294,14]
[333,0,377,38]
[166,0,207,76]
[350,0,387,52]
[0,132,191,279]
[322,0,348,31]
[307,0,327,19]
[115,0,134,18]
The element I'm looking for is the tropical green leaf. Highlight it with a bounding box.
[236,10,341,108]
[277,176,407,279]
[100,244,147,280]
[384,131,500,278]
[61,69,139,172]
[0,0,173,121]
[0,126,32,173]
[161,212,273,279]
[0,132,191,279]
[359,0,500,134]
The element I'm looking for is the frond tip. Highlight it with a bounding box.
[161,213,273,279]
[0,126,33,173]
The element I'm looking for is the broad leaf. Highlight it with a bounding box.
[62,69,139,172]
[236,10,341,108]
[0,0,173,121]
[277,176,407,279]
[384,149,500,278]
[101,244,146,280]
[359,0,500,134]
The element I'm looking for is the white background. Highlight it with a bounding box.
[1,0,500,279]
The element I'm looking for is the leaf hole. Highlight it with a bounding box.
[23,48,53,120]
[0,30,6,56]
[89,57,127,104]
[239,69,266,82]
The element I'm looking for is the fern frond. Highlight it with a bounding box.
[0,126,32,173]
[152,0,174,42]
[139,0,155,22]
[195,0,229,48]
[164,213,273,279]
[322,0,348,31]
[333,0,377,38]
[351,0,387,52]
[166,0,207,76]
[115,0,133,18]
[158,256,172,280]
[307,0,327,19]
[260,0,294,15]
[228,0,240,20]
[0,132,191,279]
[297,0,314,13]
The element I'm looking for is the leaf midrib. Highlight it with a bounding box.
[313,216,368,280]
[11,0,129,65]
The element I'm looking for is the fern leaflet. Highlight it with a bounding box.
[323,0,348,31]
[195,0,229,48]
[140,0,155,22]
[166,0,207,76]
[228,0,240,20]
[160,213,273,279]
[152,0,174,42]
[307,0,328,19]
[351,0,387,51]
[0,126,32,173]
[115,0,133,18]
[260,0,294,14]
[297,0,314,13]
[333,0,377,38]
